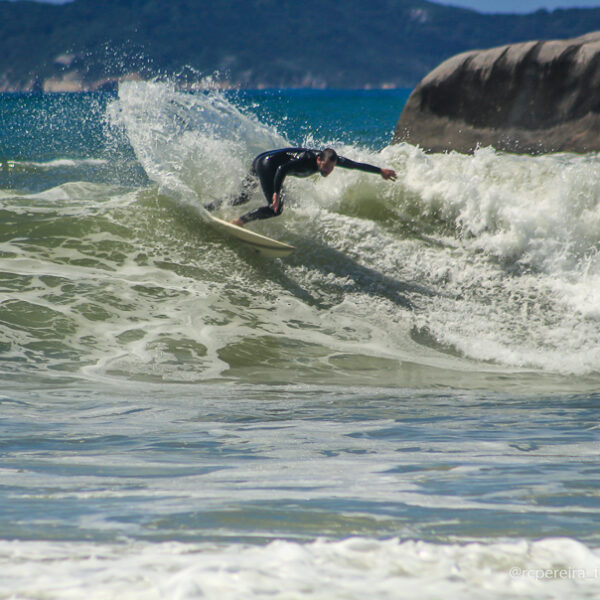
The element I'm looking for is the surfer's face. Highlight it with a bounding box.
[317,157,336,177]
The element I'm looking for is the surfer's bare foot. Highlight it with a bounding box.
[230,217,245,227]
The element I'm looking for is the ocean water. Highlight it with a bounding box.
[1,82,600,599]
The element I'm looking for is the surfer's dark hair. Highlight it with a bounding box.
[319,148,338,163]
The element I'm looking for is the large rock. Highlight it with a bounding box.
[394,32,600,154]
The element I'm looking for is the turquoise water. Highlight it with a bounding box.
[1,85,600,599]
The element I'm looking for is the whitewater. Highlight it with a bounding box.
[0,81,599,599]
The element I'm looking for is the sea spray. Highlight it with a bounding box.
[107,80,286,208]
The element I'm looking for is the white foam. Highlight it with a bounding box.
[2,537,599,600]
[372,145,600,375]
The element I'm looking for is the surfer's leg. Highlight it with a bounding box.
[231,156,281,226]
[237,159,284,223]
[205,171,258,212]
[230,154,270,208]
[255,157,276,203]
[230,173,258,207]
[237,203,281,225]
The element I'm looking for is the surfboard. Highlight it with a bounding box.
[208,215,295,258]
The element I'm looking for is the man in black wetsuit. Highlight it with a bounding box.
[225,147,397,227]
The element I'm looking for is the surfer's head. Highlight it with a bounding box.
[317,148,338,177]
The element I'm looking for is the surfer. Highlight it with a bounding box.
[222,147,396,227]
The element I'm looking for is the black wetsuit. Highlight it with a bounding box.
[233,147,383,224]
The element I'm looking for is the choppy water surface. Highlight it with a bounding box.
[1,84,599,598]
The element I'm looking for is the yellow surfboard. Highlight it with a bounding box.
[209,216,295,258]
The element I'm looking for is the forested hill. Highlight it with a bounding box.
[2,0,600,91]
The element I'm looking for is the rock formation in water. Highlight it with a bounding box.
[394,31,600,154]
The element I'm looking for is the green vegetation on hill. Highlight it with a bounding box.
[2,0,600,89]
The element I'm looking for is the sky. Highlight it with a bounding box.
[6,0,600,10]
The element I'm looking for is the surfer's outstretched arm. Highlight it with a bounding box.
[336,156,397,180]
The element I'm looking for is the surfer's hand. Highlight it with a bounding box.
[271,193,281,214]
[380,168,397,181]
